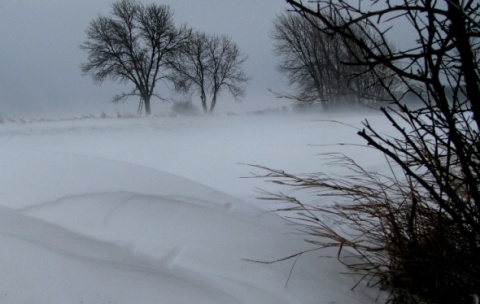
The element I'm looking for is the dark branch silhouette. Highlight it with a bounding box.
[254,0,480,302]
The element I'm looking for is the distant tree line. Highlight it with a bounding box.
[271,12,395,108]
[80,0,249,115]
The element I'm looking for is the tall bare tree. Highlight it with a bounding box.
[255,0,480,303]
[80,0,188,115]
[171,31,249,113]
[170,31,210,112]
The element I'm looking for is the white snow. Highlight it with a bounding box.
[0,111,389,303]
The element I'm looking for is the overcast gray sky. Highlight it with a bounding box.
[0,0,289,118]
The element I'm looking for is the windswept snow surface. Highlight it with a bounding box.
[0,112,388,303]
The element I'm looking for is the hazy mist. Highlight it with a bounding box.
[0,0,289,118]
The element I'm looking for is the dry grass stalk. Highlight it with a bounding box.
[251,151,479,304]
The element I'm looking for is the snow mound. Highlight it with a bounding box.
[0,115,384,303]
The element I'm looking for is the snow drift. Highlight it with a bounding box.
[0,113,385,303]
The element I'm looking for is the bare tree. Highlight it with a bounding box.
[272,12,392,107]
[170,31,210,112]
[80,0,188,115]
[171,31,249,113]
[255,0,480,303]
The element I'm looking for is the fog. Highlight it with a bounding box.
[0,0,289,118]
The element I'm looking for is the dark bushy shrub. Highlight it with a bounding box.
[170,101,199,116]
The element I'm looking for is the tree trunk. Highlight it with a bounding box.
[144,95,152,115]
[209,93,217,114]
[201,91,208,113]
[447,0,480,129]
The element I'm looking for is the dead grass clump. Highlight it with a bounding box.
[252,152,480,304]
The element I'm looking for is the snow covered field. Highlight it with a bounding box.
[0,111,388,303]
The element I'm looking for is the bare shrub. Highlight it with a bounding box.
[253,148,479,303]
[170,101,199,116]
[255,0,480,302]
